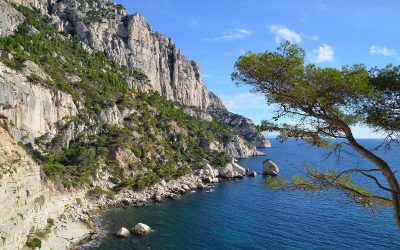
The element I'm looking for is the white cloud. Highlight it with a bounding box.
[205,29,253,41]
[269,24,302,44]
[310,44,334,63]
[220,92,266,110]
[369,45,396,57]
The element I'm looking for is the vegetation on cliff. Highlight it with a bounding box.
[0,7,233,190]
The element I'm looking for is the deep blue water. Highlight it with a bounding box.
[82,139,400,249]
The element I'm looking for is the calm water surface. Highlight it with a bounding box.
[82,139,400,249]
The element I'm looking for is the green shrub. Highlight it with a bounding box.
[26,238,41,249]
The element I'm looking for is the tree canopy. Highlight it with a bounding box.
[232,41,400,227]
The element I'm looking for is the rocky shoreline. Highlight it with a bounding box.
[43,159,258,249]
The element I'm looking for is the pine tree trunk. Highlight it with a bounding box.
[347,137,400,228]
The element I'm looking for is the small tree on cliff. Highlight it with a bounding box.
[232,42,400,227]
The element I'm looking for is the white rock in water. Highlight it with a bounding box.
[262,159,279,176]
[247,171,257,177]
[131,223,151,236]
[220,162,246,178]
[117,227,130,237]
[232,162,246,175]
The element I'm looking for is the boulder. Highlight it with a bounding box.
[131,223,151,236]
[0,49,13,61]
[26,25,40,35]
[232,162,246,175]
[197,183,206,189]
[153,195,162,202]
[247,171,257,177]
[188,183,197,189]
[116,227,130,237]
[181,184,190,191]
[203,176,213,183]
[262,159,279,176]
[219,162,246,179]
[211,178,219,183]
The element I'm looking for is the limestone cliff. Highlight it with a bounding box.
[0,61,79,143]
[29,0,268,148]
[48,0,216,110]
[0,2,272,249]
[209,107,271,148]
[0,127,88,249]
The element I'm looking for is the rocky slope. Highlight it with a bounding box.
[1,0,269,148]
[0,124,255,249]
[0,126,89,249]
[209,107,271,148]
[0,1,271,249]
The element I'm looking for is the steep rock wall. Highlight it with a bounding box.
[0,127,86,250]
[49,0,217,110]
[0,61,78,143]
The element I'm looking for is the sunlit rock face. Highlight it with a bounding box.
[42,0,269,147]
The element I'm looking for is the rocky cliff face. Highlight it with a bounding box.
[0,61,79,143]
[0,127,87,249]
[42,0,268,147]
[209,108,271,148]
[2,0,270,149]
[0,0,24,37]
[0,2,271,249]
[48,0,215,110]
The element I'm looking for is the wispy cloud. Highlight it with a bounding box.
[369,45,396,57]
[220,92,267,110]
[309,44,334,63]
[204,29,253,41]
[269,24,302,44]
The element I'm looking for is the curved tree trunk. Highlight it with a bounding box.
[343,127,400,227]
[308,110,400,227]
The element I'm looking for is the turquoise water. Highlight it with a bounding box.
[82,139,400,249]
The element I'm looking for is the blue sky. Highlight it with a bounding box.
[116,0,400,138]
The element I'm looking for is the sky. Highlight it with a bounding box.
[115,0,400,138]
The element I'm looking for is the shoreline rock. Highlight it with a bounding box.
[131,223,151,236]
[116,227,130,237]
[262,159,279,176]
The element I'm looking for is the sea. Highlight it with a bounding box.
[80,139,400,250]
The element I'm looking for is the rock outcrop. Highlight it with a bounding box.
[30,0,268,148]
[0,61,79,143]
[0,1,273,248]
[0,127,88,249]
[131,223,151,236]
[224,135,265,158]
[117,227,130,237]
[262,159,279,176]
[219,161,247,179]
[0,0,24,37]
[209,107,271,148]
[48,1,212,110]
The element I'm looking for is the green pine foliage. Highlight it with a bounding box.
[0,7,234,190]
